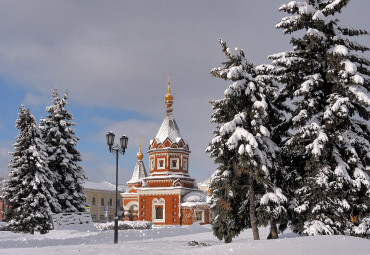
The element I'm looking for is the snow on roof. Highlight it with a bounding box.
[155,113,185,144]
[127,160,148,184]
[144,174,194,180]
[181,191,208,207]
[198,178,210,188]
[83,181,124,192]
[136,187,199,192]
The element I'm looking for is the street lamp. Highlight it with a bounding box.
[106,131,128,244]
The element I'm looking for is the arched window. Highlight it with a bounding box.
[156,207,163,219]
[92,197,96,206]
[101,198,104,206]
[152,198,165,222]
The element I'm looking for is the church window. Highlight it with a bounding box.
[152,198,165,222]
[183,159,188,171]
[157,158,165,169]
[156,207,163,219]
[170,158,179,170]
[92,197,96,206]
[150,158,154,170]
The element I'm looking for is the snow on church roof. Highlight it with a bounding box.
[127,160,147,184]
[83,181,124,192]
[153,76,188,145]
[155,113,185,144]
[181,191,208,207]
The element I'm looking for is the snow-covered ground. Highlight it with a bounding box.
[0,223,368,255]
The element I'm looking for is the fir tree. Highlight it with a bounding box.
[207,40,287,242]
[4,105,61,233]
[254,64,290,239]
[207,40,253,243]
[40,88,87,212]
[270,0,370,237]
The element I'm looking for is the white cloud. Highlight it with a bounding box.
[22,92,51,107]
[90,118,159,148]
[81,151,131,185]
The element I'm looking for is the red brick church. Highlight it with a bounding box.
[121,78,211,225]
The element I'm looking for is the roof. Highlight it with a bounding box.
[144,174,194,181]
[181,191,208,207]
[155,113,184,144]
[127,160,147,184]
[198,178,210,188]
[83,181,124,192]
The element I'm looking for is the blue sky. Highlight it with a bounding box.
[0,1,369,184]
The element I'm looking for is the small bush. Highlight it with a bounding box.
[0,221,10,231]
[94,220,153,231]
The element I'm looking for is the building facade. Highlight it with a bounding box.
[83,181,125,222]
[121,78,210,226]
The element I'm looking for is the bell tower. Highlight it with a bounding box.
[147,77,194,187]
[122,76,211,226]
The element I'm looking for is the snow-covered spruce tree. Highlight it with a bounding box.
[207,40,253,243]
[269,0,370,237]
[40,88,87,212]
[254,64,290,239]
[4,105,61,233]
[207,40,287,242]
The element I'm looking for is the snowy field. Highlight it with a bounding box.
[0,223,369,255]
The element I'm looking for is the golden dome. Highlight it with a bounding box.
[165,74,174,103]
[137,136,143,161]
[165,93,174,103]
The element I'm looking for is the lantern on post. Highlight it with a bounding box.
[105,131,128,244]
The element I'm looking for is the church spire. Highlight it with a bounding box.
[165,74,174,114]
[137,136,143,161]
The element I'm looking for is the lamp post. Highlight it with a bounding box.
[106,131,128,244]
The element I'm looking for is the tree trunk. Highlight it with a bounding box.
[269,217,279,239]
[248,173,260,240]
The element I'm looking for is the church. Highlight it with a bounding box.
[121,78,211,225]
